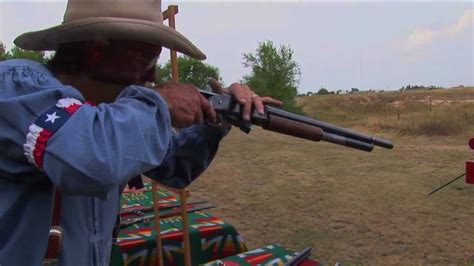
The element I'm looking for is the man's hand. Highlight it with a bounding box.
[208,79,283,121]
[153,82,217,129]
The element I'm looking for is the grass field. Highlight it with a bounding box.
[297,87,474,136]
[190,87,474,265]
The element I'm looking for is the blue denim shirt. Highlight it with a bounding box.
[0,59,228,266]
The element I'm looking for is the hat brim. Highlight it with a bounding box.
[14,17,206,60]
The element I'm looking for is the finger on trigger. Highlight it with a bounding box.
[199,93,217,123]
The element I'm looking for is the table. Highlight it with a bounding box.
[110,188,247,266]
[204,244,319,266]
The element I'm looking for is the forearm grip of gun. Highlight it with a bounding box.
[262,114,324,141]
[263,114,374,152]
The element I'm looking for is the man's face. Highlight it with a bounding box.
[92,40,162,86]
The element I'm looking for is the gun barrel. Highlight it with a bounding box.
[322,132,374,152]
[265,105,393,149]
[371,137,394,149]
[263,114,374,152]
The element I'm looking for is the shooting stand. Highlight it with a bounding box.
[148,5,192,266]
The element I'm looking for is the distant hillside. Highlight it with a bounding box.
[296,87,474,136]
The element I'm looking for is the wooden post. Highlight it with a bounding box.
[152,6,192,266]
[180,190,192,266]
[164,5,180,82]
[164,5,191,266]
[151,181,164,266]
[148,177,192,266]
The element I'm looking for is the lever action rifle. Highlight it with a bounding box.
[200,90,394,152]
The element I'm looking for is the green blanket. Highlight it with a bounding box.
[110,188,247,266]
[204,244,319,266]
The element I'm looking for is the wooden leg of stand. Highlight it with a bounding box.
[151,181,164,266]
[180,190,192,266]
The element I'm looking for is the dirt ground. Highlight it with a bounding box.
[190,127,474,265]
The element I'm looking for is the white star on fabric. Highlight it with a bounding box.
[45,112,61,124]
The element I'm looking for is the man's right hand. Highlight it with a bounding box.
[153,82,217,129]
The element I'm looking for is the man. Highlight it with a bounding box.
[0,0,281,265]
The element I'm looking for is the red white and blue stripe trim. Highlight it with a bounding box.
[24,98,85,169]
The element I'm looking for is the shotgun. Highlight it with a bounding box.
[200,90,394,152]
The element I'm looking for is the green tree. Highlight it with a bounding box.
[156,56,220,90]
[317,88,329,95]
[8,45,49,63]
[242,40,303,113]
[0,43,50,63]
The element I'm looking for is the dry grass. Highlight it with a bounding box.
[188,88,474,265]
[190,129,474,265]
[372,106,474,136]
[297,87,474,136]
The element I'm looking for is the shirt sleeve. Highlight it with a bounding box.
[144,124,229,189]
[0,60,228,199]
[42,86,174,198]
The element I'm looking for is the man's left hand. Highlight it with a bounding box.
[208,79,283,121]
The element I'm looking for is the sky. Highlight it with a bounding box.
[0,1,472,93]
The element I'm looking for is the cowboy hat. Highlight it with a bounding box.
[14,0,206,60]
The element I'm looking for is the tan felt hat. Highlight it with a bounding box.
[14,0,206,60]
